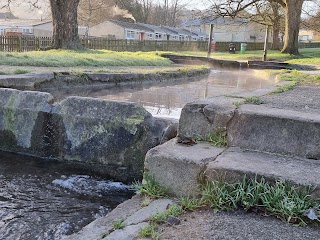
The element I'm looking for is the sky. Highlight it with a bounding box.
[0,0,318,20]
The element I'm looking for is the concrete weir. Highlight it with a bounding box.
[0,88,173,182]
[145,90,320,197]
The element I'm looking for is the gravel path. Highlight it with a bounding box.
[159,209,320,240]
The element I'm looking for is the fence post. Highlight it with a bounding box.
[18,36,22,52]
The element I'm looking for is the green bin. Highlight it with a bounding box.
[240,43,247,54]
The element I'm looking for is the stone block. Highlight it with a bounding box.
[0,88,53,155]
[178,96,238,140]
[228,104,320,159]
[145,138,224,197]
[51,96,166,181]
[205,147,320,196]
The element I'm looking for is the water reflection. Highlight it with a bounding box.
[49,70,277,119]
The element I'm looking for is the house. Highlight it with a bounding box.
[0,18,88,37]
[181,17,270,43]
[136,23,178,41]
[299,29,320,41]
[88,20,153,40]
[88,19,208,41]
[0,19,53,37]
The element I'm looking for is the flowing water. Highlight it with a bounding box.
[0,152,134,240]
[48,69,277,119]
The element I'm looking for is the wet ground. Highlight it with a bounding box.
[0,152,134,240]
[48,69,277,119]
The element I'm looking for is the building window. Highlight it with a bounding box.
[148,33,153,39]
[126,30,135,39]
[179,35,184,41]
[155,33,162,40]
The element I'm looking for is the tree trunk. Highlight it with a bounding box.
[49,0,83,49]
[281,0,303,55]
[270,2,281,50]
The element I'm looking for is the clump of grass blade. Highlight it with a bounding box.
[112,219,125,230]
[208,128,227,147]
[138,223,160,240]
[201,176,319,225]
[133,173,168,198]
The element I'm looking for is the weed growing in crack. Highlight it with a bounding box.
[208,128,227,147]
[138,223,160,240]
[133,173,168,198]
[112,219,125,230]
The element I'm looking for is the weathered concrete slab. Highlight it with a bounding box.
[205,147,320,196]
[145,138,225,197]
[124,198,173,225]
[63,195,142,240]
[0,73,54,90]
[228,104,320,159]
[103,222,148,240]
[178,96,239,141]
[51,96,166,181]
[0,88,53,156]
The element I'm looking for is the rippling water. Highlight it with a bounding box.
[0,152,134,240]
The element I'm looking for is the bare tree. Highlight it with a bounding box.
[208,0,306,55]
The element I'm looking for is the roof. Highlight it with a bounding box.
[109,20,152,32]
[137,23,177,35]
[161,26,191,36]
[0,19,52,27]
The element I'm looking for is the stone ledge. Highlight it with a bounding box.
[145,138,225,197]
[228,104,320,159]
[205,147,320,197]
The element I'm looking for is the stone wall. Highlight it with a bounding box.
[0,88,171,182]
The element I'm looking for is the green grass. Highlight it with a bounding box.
[112,219,125,230]
[0,50,172,67]
[179,196,204,211]
[207,128,228,147]
[138,223,160,240]
[12,69,30,74]
[150,204,183,222]
[134,173,168,198]
[201,177,319,225]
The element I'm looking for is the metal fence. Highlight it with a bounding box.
[0,35,319,52]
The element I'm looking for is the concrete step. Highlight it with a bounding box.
[228,104,320,159]
[144,138,225,197]
[248,64,289,70]
[248,60,289,66]
[205,147,320,196]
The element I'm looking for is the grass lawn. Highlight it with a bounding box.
[173,48,320,68]
[0,50,172,67]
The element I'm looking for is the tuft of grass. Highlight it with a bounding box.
[271,81,298,94]
[207,128,227,147]
[201,176,319,225]
[243,96,264,105]
[134,173,168,198]
[179,196,203,211]
[138,223,160,240]
[13,69,30,74]
[112,219,125,230]
[151,204,183,222]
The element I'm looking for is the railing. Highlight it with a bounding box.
[0,35,319,52]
